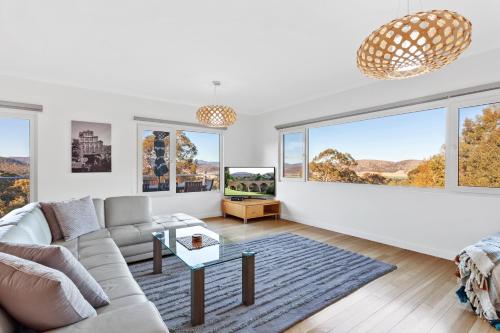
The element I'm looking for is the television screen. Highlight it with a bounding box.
[224,167,275,197]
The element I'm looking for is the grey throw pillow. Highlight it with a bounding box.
[0,242,110,308]
[0,252,96,331]
[52,196,101,241]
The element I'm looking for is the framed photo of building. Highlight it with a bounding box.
[71,121,111,173]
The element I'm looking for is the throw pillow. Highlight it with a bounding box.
[0,242,110,308]
[52,196,101,241]
[40,202,64,241]
[0,252,96,331]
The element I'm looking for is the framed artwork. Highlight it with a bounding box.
[71,121,111,173]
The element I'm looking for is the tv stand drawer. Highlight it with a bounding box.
[246,205,263,218]
[223,202,245,218]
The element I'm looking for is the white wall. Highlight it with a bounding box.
[1,48,499,259]
[0,75,255,218]
[253,49,500,259]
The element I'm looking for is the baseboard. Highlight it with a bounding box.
[281,213,456,260]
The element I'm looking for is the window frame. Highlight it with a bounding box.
[137,122,223,196]
[279,128,307,182]
[0,109,38,203]
[448,93,500,195]
[307,102,448,190]
[279,90,500,195]
[280,101,448,192]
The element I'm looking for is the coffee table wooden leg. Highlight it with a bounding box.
[191,265,205,326]
[242,251,255,306]
[153,237,162,274]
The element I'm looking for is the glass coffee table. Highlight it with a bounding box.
[152,226,256,326]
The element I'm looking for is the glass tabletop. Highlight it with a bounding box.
[152,226,255,270]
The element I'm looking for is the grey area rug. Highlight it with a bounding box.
[129,233,396,333]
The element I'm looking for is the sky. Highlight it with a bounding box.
[459,104,488,133]
[284,132,304,164]
[181,131,219,162]
[308,108,447,162]
[0,118,30,157]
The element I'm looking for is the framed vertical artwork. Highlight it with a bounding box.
[71,121,111,173]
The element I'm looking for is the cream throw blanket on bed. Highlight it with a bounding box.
[457,233,500,320]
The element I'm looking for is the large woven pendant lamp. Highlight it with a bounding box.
[357,3,472,80]
[196,81,237,128]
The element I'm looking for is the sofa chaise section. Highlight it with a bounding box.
[104,196,206,262]
[0,199,169,333]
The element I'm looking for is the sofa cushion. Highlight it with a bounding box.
[183,219,207,227]
[78,228,110,242]
[52,196,101,241]
[40,202,64,241]
[0,307,15,333]
[0,222,43,245]
[3,207,52,245]
[92,198,105,228]
[105,196,152,227]
[0,242,110,308]
[152,214,179,223]
[78,238,119,259]
[0,203,40,226]
[108,225,141,247]
[80,251,126,270]
[135,222,165,243]
[52,238,79,258]
[153,214,207,229]
[0,252,96,331]
[0,225,31,243]
[87,263,132,283]
[156,220,188,230]
[95,295,149,315]
[119,241,156,258]
[98,276,145,301]
[43,302,168,333]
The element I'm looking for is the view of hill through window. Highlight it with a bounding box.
[0,118,30,216]
[176,131,220,193]
[283,132,304,178]
[306,108,447,187]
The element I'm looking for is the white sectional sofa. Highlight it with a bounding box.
[0,196,207,333]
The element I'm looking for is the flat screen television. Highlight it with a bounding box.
[224,167,275,197]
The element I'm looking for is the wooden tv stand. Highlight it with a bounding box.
[222,198,280,224]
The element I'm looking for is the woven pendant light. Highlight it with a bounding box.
[357,9,472,79]
[196,81,237,128]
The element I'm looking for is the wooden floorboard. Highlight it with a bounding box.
[204,216,489,333]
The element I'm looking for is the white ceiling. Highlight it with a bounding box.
[0,0,499,114]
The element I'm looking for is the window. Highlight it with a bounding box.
[138,124,221,195]
[307,108,446,188]
[176,130,220,193]
[141,130,170,192]
[0,114,35,216]
[282,131,305,179]
[458,103,499,188]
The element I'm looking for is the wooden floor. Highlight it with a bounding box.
[204,216,494,333]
